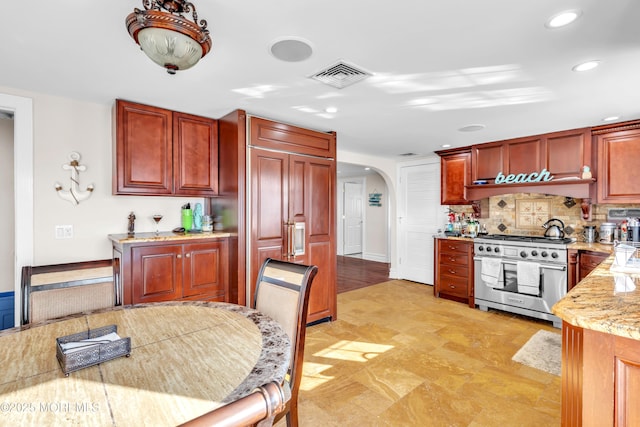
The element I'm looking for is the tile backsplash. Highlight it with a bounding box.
[448,193,640,240]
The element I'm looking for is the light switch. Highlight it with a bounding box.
[55,225,73,239]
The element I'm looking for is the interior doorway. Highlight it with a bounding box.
[342,179,364,256]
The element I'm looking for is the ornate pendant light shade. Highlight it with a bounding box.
[126,1,212,74]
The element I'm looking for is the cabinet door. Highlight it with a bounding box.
[506,136,543,175]
[597,127,640,203]
[440,151,470,204]
[250,116,336,158]
[131,245,182,303]
[472,142,505,182]
[114,100,173,195]
[545,128,591,179]
[173,112,219,196]
[182,241,229,299]
[250,149,289,302]
[293,155,336,323]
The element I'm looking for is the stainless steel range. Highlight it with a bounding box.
[474,234,571,328]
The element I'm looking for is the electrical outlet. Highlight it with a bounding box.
[55,225,73,239]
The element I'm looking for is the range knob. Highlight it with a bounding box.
[541,251,548,258]
[520,251,527,258]
[551,252,559,259]
[531,250,538,256]
[494,247,500,253]
[478,246,484,252]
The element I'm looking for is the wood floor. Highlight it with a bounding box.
[337,256,390,293]
[283,280,562,426]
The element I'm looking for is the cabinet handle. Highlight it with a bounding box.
[185,253,191,258]
[449,284,456,289]
[449,257,456,262]
[177,254,182,259]
[448,269,456,274]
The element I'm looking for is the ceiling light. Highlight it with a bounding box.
[602,116,620,122]
[572,61,600,72]
[545,10,582,28]
[441,144,451,148]
[126,0,212,74]
[325,107,338,113]
[458,124,486,132]
[270,37,313,62]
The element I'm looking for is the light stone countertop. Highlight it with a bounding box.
[553,254,640,341]
[108,231,233,244]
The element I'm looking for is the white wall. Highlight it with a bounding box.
[0,118,14,292]
[364,173,388,261]
[0,86,204,265]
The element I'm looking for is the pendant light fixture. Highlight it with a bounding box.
[126,0,212,74]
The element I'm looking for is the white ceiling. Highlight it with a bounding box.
[2,1,640,159]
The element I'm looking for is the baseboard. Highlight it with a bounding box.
[389,267,398,278]
[362,252,389,263]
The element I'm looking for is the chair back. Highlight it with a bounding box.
[253,259,318,398]
[178,381,286,427]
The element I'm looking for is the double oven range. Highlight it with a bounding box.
[473,234,571,328]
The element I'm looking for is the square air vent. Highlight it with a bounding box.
[309,60,372,89]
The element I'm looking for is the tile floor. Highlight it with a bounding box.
[286,280,561,426]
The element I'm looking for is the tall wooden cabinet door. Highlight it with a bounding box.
[440,151,470,204]
[173,112,219,196]
[250,149,289,301]
[596,127,640,203]
[131,245,182,303]
[472,142,505,183]
[182,241,229,299]
[114,100,173,195]
[545,128,591,179]
[291,155,336,323]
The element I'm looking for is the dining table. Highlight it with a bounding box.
[0,301,291,426]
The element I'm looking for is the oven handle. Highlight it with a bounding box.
[474,257,566,271]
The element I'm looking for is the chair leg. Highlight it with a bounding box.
[286,399,298,427]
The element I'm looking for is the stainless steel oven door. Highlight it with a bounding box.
[474,257,567,328]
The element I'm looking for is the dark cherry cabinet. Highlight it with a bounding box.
[567,249,608,290]
[471,127,591,184]
[436,148,471,204]
[114,99,218,196]
[112,236,229,305]
[434,238,474,307]
[593,120,640,203]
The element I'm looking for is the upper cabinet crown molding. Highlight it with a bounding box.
[113,99,218,196]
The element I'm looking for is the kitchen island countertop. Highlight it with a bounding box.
[108,231,233,244]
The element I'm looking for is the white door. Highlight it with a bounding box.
[398,161,444,284]
[343,181,363,254]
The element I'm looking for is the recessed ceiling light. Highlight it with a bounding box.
[602,116,620,122]
[458,124,486,132]
[325,106,338,113]
[269,37,313,62]
[364,167,371,171]
[441,144,451,148]
[545,10,582,29]
[572,60,600,72]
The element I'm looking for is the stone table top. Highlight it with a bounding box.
[108,231,233,244]
[0,302,290,426]
[553,254,640,341]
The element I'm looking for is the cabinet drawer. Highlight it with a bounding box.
[439,252,469,266]
[438,264,469,278]
[438,274,468,298]
[439,240,471,254]
[580,251,608,270]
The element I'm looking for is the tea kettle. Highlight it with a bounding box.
[542,218,565,239]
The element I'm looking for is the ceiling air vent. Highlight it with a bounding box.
[309,60,372,89]
[398,152,419,157]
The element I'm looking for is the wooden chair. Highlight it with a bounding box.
[179,381,286,427]
[252,258,318,427]
[21,259,115,325]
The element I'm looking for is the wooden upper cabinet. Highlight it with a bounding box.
[594,120,640,203]
[250,116,336,158]
[173,112,218,196]
[544,128,592,179]
[472,142,505,183]
[114,100,173,195]
[114,99,218,196]
[437,148,471,205]
[506,136,543,176]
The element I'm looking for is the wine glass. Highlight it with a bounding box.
[152,214,163,235]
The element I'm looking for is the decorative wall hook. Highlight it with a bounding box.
[54,152,94,205]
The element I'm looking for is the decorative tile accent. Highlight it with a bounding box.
[497,199,507,208]
[515,199,550,229]
[564,226,574,235]
[498,223,507,232]
[564,197,576,208]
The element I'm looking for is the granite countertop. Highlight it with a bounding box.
[109,230,233,243]
[553,254,640,341]
[566,241,615,253]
